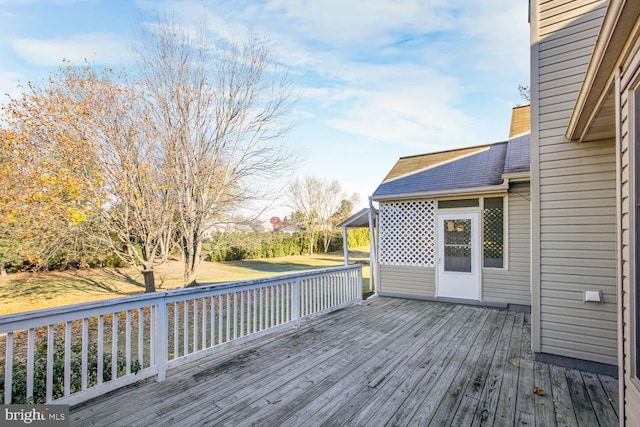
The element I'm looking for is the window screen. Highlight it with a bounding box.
[438,199,479,209]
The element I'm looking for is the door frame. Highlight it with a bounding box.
[436,211,482,300]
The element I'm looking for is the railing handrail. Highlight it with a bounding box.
[0,264,361,330]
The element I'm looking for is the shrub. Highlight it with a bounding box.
[103,254,125,268]
[347,228,370,248]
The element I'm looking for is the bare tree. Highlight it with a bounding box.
[136,17,296,286]
[317,181,346,254]
[289,177,323,255]
[517,84,530,105]
[87,72,176,292]
[289,177,358,254]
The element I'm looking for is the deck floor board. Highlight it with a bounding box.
[70,297,618,427]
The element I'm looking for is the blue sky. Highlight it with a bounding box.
[0,0,530,217]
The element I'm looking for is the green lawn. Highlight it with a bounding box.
[0,248,370,316]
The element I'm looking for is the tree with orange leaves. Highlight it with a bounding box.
[0,75,100,274]
[0,65,175,292]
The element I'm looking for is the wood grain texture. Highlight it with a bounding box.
[70,297,618,426]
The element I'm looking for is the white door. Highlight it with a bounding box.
[437,212,481,300]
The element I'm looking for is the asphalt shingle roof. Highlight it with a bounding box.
[372,133,530,199]
[504,133,530,175]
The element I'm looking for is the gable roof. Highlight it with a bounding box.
[372,133,530,201]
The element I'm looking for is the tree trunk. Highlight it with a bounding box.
[184,260,198,287]
[183,233,201,287]
[308,233,314,256]
[0,263,6,277]
[323,233,331,253]
[142,269,156,293]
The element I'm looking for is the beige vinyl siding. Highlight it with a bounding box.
[620,36,640,426]
[378,265,435,297]
[482,183,531,306]
[534,0,617,365]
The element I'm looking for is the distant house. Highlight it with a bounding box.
[531,0,640,421]
[370,106,530,309]
[202,220,268,239]
[277,225,304,235]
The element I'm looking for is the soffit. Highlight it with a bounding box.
[567,0,640,142]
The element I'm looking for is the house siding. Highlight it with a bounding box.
[379,186,531,306]
[379,265,435,297]
[483,182,531,306]
[533,0,618,365]
[619,31,640,427]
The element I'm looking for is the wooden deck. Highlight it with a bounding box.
[70,297,619,426]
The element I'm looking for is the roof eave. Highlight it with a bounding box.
[337,208,372,228]
[371,181,510,202]
[566,0,640,142]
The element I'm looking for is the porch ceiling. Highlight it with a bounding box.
[337,207,371,228]
[580,86,616,143]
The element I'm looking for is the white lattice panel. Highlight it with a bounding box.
[379,200,435,267]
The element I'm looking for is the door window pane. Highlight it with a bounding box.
[444,219,472,272]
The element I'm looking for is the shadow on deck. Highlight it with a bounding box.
[70,297,618,426]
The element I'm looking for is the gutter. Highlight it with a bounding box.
[502,172,530,182]
[371,180,511,202]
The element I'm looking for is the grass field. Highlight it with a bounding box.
[0,248,371,316]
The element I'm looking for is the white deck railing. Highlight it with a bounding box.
[0,265,362,406]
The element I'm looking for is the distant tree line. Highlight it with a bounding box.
[203,229,370,262]
[0,228,370,274]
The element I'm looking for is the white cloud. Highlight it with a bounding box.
[134,0,529,151]
[11,33,130,67]
[0,70,24,99]
[296,59,478,150]
[457,0,530,77]
[261,0,459,45]
[325,88,476,151]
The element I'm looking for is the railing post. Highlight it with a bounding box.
[156,300,168,382]
[357,267,363,305]
[293,278,301,328]
[343,270,349,305]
